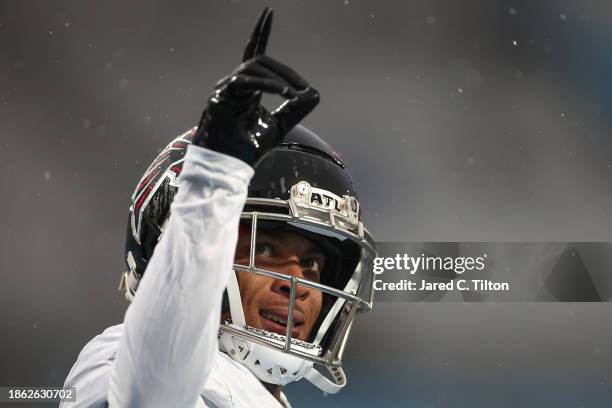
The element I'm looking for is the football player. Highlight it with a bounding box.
[62,8,376,407]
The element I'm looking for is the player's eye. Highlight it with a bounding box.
[301,258,322,281]
[255,243,273,257]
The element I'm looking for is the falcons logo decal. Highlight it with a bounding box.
[130,128,195,243]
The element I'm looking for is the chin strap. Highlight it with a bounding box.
[226,270,246,327]
[222,270,250,360]
[304,366,346,394]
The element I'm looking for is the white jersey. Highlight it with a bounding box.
[61,145,291,408]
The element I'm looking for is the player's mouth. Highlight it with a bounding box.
[259,307,304,339]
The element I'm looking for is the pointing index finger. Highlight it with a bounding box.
[242,7,274,62]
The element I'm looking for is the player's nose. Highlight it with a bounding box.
[270,261,310,299]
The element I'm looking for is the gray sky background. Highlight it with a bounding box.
[0,1,611,406]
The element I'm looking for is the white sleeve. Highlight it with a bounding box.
[108,144,254,408]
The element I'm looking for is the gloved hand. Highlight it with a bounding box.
[192,7,320,166]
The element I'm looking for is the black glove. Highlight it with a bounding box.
[192,7,320,166]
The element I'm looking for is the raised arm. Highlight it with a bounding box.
[108,145,253,407]
[107,7,319,407]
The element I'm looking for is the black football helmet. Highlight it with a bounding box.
[120,125,376,393]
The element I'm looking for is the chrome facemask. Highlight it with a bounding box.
[219,181,376,392]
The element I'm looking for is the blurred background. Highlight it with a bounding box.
[0,0,611,406]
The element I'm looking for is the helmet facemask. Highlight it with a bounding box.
[218,184,376,393]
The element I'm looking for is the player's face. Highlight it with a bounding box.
[233,228,325,341]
